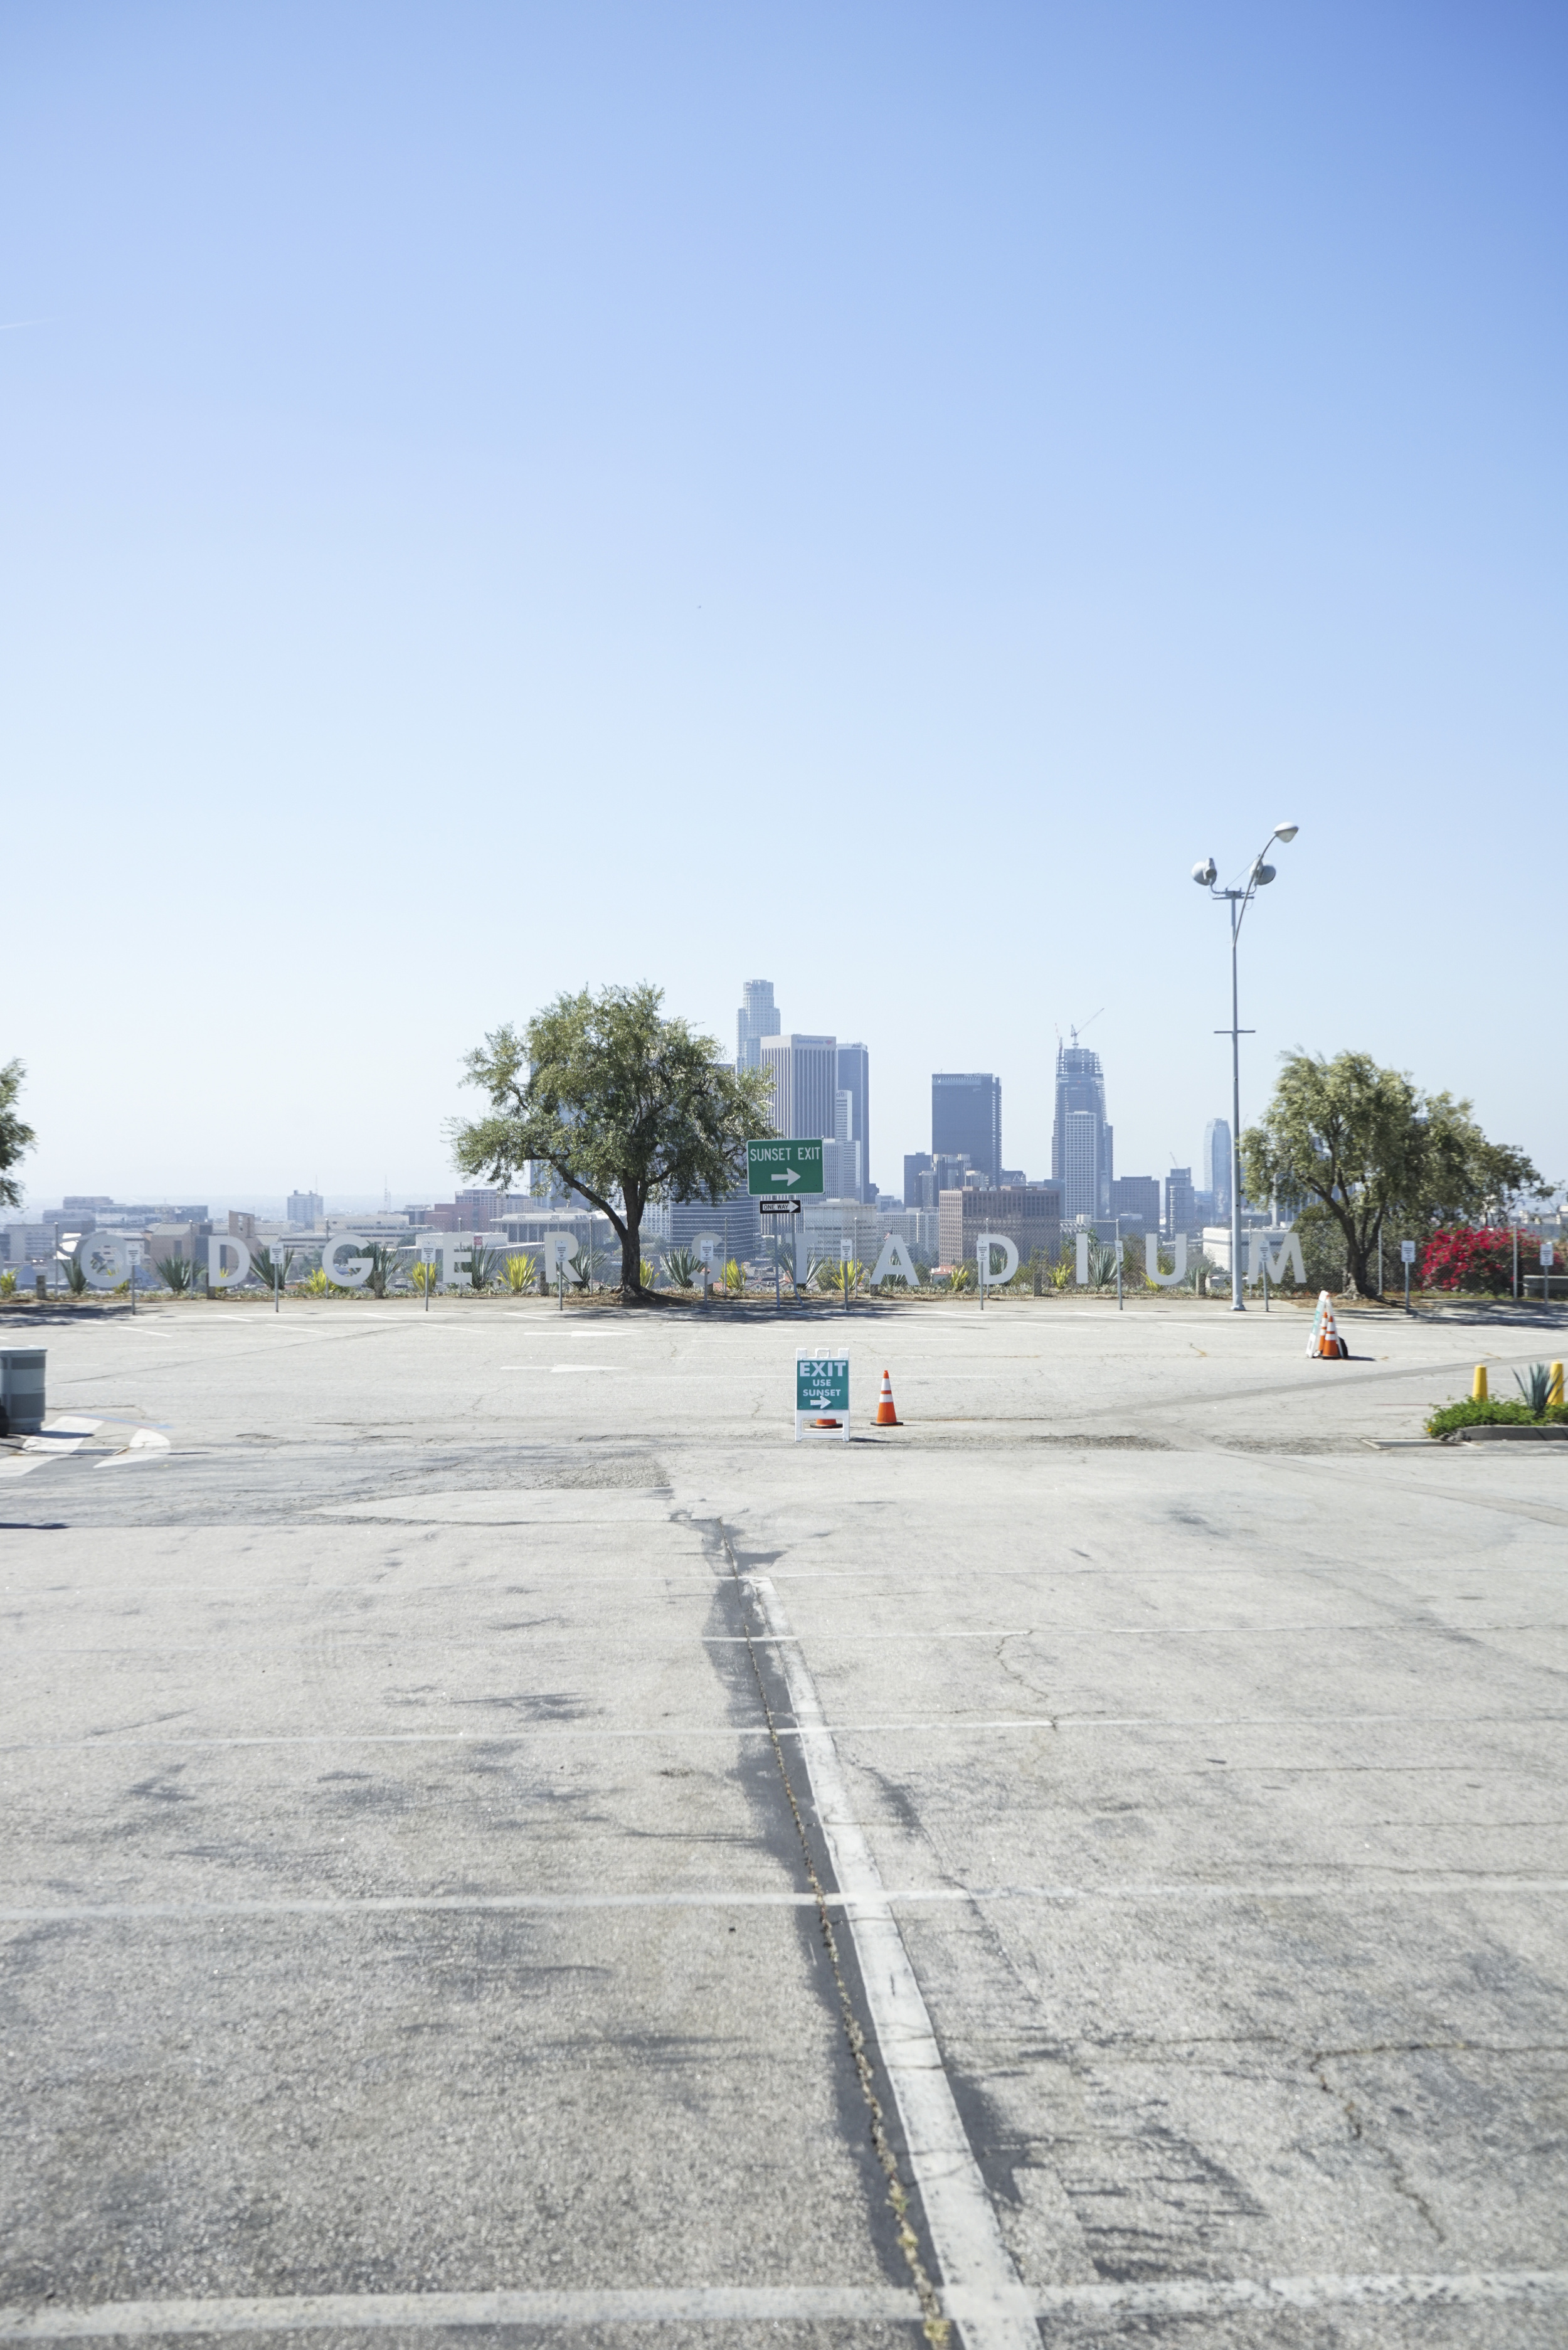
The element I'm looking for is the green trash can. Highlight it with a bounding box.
[0,1347,46,1435]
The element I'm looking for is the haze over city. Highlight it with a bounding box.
[5,3,1565,1206]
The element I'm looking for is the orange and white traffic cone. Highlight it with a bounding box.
[874,1369,900,1426]
[1318,1302,1348,1359]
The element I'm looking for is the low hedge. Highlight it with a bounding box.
[1426,1397,1568,1437]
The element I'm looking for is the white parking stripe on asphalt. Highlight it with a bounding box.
[3,2267,1563,2338]
[743,1569,1041,2350]
[3,1876,1564,1926]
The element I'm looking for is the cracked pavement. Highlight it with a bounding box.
[2,1291,1566,2347]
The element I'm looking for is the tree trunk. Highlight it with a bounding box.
[619,1216,643,1299]
[1345,1238,1377,1298]
[1327,1203,1377,1299]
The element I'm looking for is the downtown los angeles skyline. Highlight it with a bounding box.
[4,7,1565,1204]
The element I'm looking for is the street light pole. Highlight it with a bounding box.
[1193,823,1299,1315]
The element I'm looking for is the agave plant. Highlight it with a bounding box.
[758,1235,797,1286]
[662,1247,701,1290]
[251,1244,297,1292]
[1083,1237,1118,1289]
[567,1241,609,1291]
[0,1270,16,1297]
[723,1258,747,1295]
[62,1255,89,1295]
[817,1258,865,1297]
[409,1257,439,1295]
[505,1251,539,1295]
[948,1263,974,1294]
[362,1241,405,1299]
[1515,1363,1554,1416]
[301,1266,331,1296]
[465,1240,504,1294]
[639,1256,658,1290]
[155,1254,198,1295]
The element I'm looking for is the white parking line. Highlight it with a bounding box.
[3,1877,1564,1926]
[744,1570,1039,2350]
[3,2267,1561,2338]
[4,1709,1564,1755]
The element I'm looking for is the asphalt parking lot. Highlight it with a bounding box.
[3,1294,1566,2348]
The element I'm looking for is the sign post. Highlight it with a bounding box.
[1401,1236,1416,1313]
[760,1196,801,1312]
[1542,1238,1556,1304]
[751,1142,824,1316]
[796,1348,850,1443]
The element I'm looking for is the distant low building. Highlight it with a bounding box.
[667,1187,760,1264]
[938,1184,1062,1269]
[802,1201,938,1268]
[3,1224,56,1268]
[144,1220,213,1268]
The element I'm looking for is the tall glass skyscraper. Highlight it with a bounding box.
[760,1034,839,1144]
[837,1042,871,1200]
[931,1073,1001,1188]
[736,980,781,1070]
[1051,1045,1113,1221]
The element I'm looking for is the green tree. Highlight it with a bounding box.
[1241,1050,1549,1298]
[450,986,774,1299]
[0,1060,34,1211]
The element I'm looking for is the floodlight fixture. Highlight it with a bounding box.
[1190,819,1303,1314]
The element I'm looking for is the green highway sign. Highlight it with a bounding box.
[746,1138,825,1196]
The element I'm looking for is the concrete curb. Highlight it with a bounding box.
[1455,1425,1568,1443]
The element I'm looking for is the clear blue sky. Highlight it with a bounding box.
[5,2,1564,1207]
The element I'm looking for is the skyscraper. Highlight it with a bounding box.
[823,1088,861,1199]
[736,980,781,1071]
[931,1073,1001,1188]
[760,1035,839,1143]
[837,1042,871,1200]
[1051,1045,1112,1221]
[1204,1117,1233,1220]
[1110,1176,1160,1230]
[1165,1166,1197,1238]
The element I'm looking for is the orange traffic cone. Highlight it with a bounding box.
[874,1369,900,1426]
[1317,1302,1348,1359]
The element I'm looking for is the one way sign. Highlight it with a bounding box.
[746,1139,825,1196]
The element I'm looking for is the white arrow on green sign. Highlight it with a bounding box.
[746,1139,825,1196]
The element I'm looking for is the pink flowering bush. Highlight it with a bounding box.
[1419,1226,1543,1294]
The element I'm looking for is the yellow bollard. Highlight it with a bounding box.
[1550,1363,1565,1410]
[1471,1364,1488,1402]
